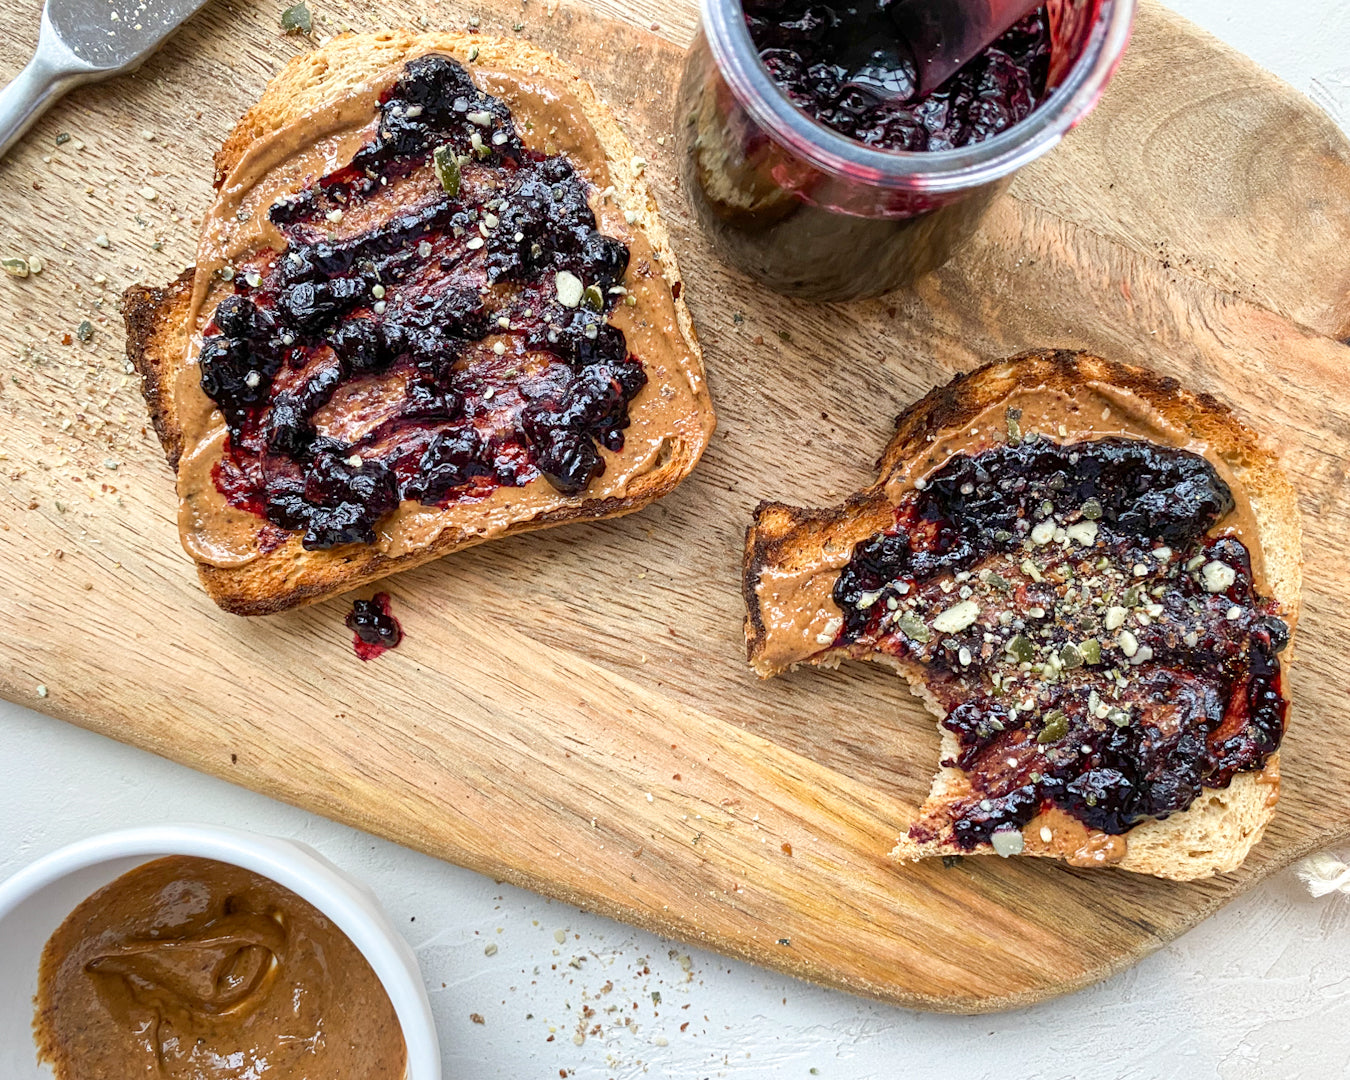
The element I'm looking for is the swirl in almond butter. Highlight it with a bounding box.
[34,856,406,1080]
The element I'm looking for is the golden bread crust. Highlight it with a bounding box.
[123,269,195,470]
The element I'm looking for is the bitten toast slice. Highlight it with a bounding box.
[744,351,1300,881]
[124,31,714,615]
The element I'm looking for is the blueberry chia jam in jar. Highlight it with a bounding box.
[676,0,1135,300]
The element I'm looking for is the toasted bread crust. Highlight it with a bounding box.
[742,350,1302,880]
[125,31,714,616]
[124,269,195,471]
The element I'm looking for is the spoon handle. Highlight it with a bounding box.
[0,11,92,159]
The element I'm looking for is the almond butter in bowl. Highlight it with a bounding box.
[33,854,407,1080]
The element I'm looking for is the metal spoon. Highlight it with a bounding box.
[0,0,214,158]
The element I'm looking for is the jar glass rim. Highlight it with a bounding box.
[700,0,1138,193]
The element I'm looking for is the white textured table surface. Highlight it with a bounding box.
[4,4,1350,1078]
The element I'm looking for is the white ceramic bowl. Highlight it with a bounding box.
[0,824,440,1080]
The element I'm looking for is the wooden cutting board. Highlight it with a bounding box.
[3,0,1350,1012]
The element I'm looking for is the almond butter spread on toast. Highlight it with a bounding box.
[175,53,710,568]
[748,378,1292,861]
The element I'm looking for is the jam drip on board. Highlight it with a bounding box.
[346,592,403,661]
[745,0,1052,151]
[832,433,1290,850]
[201,54,646,550]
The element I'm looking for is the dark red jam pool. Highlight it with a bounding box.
[831,433,1289,849]
[202,55,644,550]
[745,0,1052,151]
[346,592,403,660]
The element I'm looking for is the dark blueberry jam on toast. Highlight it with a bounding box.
[346,592,403,660]
[832,433,1289,848]
[200,55,645,550]
[746,1,1052,151]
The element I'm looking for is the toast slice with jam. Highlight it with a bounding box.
[743,351,1300,881]
[124,32,714,615]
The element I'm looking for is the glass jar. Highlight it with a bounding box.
[676,0,1137,301]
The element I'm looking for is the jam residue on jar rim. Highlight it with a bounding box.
[831,433,1289,849]
[697,0,1132,194]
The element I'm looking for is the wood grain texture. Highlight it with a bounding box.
[1009,2,1350,342]
[1,0,1349,1011]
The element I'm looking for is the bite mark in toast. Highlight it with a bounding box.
[743,351,1301,881]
